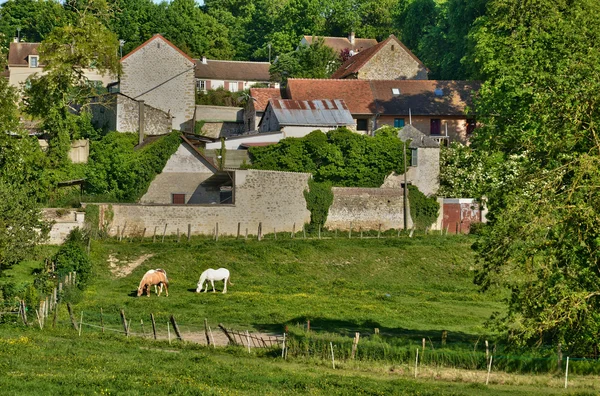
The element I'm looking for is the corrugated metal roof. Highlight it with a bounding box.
[268,99,355,126]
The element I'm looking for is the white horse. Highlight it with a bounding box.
[196,268,233,294]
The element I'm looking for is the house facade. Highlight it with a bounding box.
[331,35,428,80]
[119,34,196,132]
[194,58,278,94]
[6,41,114,91]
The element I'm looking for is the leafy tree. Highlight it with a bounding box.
[0,0,67,47]
[470,0,600,352]
[270,38,340,84]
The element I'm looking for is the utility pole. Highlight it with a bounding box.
[403,140,408,230]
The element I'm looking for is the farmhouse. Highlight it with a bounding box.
[194,57,278,93]
[331,34,428,81]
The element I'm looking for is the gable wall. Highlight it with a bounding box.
[358,40,428,80]
[120,38,195,132]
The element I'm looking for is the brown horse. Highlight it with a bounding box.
[137,269,169,297]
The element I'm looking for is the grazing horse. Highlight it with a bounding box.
[137,269,169,297]
[196,268,233,294]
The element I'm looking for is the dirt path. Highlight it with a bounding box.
[108,254,155,278]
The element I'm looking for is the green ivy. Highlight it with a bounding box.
[303,179,333,230]
[408,185,439,230]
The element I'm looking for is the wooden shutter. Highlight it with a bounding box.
[224,81,229,90]
[238,81,244,91]
[206,80,212,90]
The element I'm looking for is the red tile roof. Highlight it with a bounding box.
[331,35,425,79]
[286,79,480,116]
[302,36,378,54]
[8,42,40,66]
[286,79,375,114]
[121,34,194,64]
[249,88,281,112]
[195,59,272,81]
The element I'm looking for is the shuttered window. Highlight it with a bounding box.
[172,194,185,204]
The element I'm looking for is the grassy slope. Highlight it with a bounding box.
[0,328,584,396]
[78,235,503,341]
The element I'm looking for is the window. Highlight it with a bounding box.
[391,88,400,95]
[196,80,206,91]
[229,82,238,92]
[220,186,233,204]
[29,55,38,68]
[430,119,441,135]
[411,148,418,167]
[172,194,185,204]
[394,118,405,128]
[356,119,368,131]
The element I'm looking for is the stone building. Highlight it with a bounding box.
[245,87,282,131]
[331,35,428,80]
[194,58,278,93]
[118,34,196,132]
[381,124,440,197]
[299,33,378,55]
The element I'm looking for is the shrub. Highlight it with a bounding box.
[303,179,333,230]
[408,185,439,230]
[53,229,92,289]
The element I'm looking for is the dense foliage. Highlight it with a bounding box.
[269,38,340,84]
[53,229,92,289]
[468,0,600,353]
[196,87,249,107]
[303,179,334,230]
[248,128,406,188]
[407,185,439,230]
[85,131,181,202]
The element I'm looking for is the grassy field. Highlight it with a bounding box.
[3,234,598,394]
[0,326,597,395]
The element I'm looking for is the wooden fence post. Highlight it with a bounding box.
[292,223,295,238]
[120,309,129,336]
[258,222,262,241]
[218,323,235,345]
[378,224,381,238]
[215,223,219,241]
[204,318,211,346]
[151,313,157,340]
[162,224,167,243]
[349,222,352,238]
[237,222,241,239]
[170,315,183,341]
[52,303,58,328]
[351,332,360,359]
[177,228,181,243]
[245,228,248,240]
[20,300,28,326]
[141,228,146,241]
[67,303,78,331]
[153,226,158,243]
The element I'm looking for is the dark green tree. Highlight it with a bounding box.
[269,38,340,84]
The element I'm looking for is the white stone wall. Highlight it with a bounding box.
[120,37,195,132]
[43,209,86,245]
[325,187,413,231]
[99,169,312,237]
[382,147,440,197]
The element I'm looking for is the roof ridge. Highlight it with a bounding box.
[121,34,194,64]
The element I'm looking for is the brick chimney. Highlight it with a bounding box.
[348,32,355,45]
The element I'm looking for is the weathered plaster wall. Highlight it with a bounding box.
[325,187,413,231]
[358,40,428,80]
[120,37,195,132]
[99,170,312,236]
[201,122,245,138]
[43,209,85,245]
[382,147,440,197]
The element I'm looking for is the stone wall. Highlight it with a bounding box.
[98,169,312,237]
[358,39,428,80]
[120,36,195,132]
[201,122,245,138]
[382,147,440,197]
[90,94,172,135]
[196,105,244,122]
[325,187,413,231]
[43,209,85,244]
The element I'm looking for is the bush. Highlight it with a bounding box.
[303,179,333,230]
[53,229,92,289]
[408,185,439,230]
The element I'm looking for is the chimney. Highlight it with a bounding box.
[201,56,207,65]
[349,32,355,45]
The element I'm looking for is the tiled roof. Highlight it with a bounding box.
[267,99,355,126]
[195,60,272,81]
[8,42,40,66]
[331,35,425,79]
[302,36,378,54]
[286,79,480,116]
[369,80,480,116]
[286,79,375,114]
[121,34,194,64]
[249,88,282,111]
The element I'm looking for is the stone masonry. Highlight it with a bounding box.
[358,39,428,80]
[325,188,413,231]
[120,35,195,132]
[97,169,312,237]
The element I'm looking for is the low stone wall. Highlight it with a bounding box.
[43,209,85,244]
[96,169,312,237]
[325,187,413,231]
